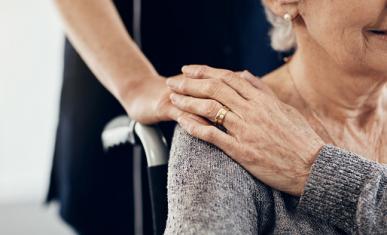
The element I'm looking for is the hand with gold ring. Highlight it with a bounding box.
[166,65,325,196]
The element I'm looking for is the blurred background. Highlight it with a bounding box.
[0,0,73,234]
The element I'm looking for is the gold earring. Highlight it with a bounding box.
[283,13,292,22]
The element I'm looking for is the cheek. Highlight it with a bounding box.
[300,1,382,72]
[318,27,367,70]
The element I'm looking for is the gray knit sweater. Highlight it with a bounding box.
[165,125,387,235]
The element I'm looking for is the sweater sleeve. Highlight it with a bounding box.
[164,125,260,235]
[298,144,387,234]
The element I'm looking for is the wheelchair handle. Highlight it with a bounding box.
[101,115,169,167]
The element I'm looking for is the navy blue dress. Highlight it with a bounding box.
[47,0,283,234]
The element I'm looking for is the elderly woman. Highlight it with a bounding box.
[165,0,387,234]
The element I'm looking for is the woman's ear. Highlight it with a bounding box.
[263,0,299,19]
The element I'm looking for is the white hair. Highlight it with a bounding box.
[262,4,297,52]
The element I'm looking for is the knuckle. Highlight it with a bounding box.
[221,71,236,81]
[203,82,215,96]
[223,74,234,84]
[206,100,219,117]
[179,79,188,92]
[209,100,220,113]
[203,128,215,141]
[223,71,236,79]
[186,123,197,136]
[195,65,207,77]
[178,96,189,109]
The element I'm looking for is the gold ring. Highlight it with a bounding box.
[214,106,230,126]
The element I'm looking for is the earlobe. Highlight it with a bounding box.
[263,0,299,20]
[283,13,292,22]
[263,0,286,16]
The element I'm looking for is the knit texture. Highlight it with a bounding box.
[298,144,387,234]
[165,126,345,234]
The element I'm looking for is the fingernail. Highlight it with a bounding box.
[170,93,177,103]
[181,65,189,73]
[181,65,192,74]
[182,65,199,77]
[166,79,179,89]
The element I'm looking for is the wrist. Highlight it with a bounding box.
[299,138,325,195]
[122,76,171,124]
[117,74,163,111]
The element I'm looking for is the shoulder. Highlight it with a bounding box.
[167,126,256,231]
[169,125,248,180]
[166,125,274,234]
[169,124,272,199]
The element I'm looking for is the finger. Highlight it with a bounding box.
[166,76,247,117]
[164,103,185,122]
[166,103,209,125]
[177,115,238,158]
[240,70,277,97]
[182,65,261,100]
[170,93,241,136]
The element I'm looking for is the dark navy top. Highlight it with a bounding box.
[47,0,283,234]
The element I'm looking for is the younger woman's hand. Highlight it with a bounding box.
[125,74,198,125]
[166,65,325,196]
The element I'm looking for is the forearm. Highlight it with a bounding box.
[298,145,387,234]
[54,0,158,105]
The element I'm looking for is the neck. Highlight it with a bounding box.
[288,48,386,126]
